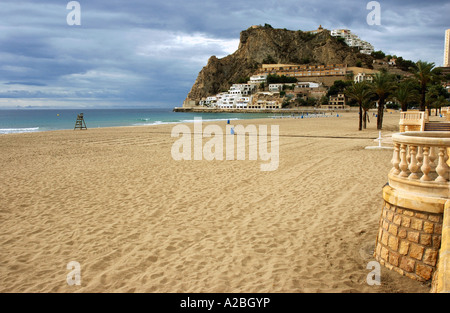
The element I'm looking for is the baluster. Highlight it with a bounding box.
[435,147,449,182]
[445,148,449,165]
[399,144,409,177]
[421,146,432,181]
[391,143,400,175]
[408,145,419,180]
[416,146,423,169]
[429,147,437,171]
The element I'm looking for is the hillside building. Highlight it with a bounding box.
[249,74,268,84]
[328,93,347,108]
[261,63,347,78]
[296,82,320,89]
[249,92,282,109]
[307,25,326,35]
[330,29,374,55]
[228,84,256,96]
[354,72,373,83]
[268,84,284,92]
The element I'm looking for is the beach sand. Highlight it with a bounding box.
[0,111,431,293]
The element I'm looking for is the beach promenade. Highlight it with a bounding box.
[0,112,430,292]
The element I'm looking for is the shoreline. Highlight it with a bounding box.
[173,106,358,114]
[0,111,348,136]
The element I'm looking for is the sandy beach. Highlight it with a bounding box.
[0,111,431,293]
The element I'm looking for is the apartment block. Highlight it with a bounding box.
[261,63,347,78]
[444,29,450,67]
[330,29,374,55]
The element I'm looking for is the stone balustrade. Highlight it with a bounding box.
[399,111,429,132]
[443,106,450,121]
[374,131,450,283]
[389,131,449,198]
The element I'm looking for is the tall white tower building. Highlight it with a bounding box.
[444,29,450,67]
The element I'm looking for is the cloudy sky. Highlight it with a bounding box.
[0,0,448,109]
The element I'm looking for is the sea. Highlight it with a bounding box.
[0,108,276,135]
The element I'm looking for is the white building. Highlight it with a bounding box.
[249,74,268,84]
[268,84,284,92]
[214,83,257,108]
[297,82,320,88]
[216,93,236,108]
[216,94,253,109]
[354,72,373,83]
[229,84,256,96]
[204,96,217,106]
[331,29,374,55]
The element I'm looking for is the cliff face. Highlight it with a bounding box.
[185,26,376,103]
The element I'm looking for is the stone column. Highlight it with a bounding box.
[374,185,444,282]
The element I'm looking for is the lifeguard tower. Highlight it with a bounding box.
[74,113,87,130]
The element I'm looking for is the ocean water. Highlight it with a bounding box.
[0,108,274,134]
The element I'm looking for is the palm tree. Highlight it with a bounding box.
[370,70,395,130]
[434,96,449,116]
[393,79,418,112]
[411,60,435,111]
[361,99,373,129]
[345,82,373,131]
[426,84,449,115]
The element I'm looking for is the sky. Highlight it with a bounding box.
[0,0,449,109]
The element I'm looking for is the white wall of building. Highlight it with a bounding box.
[331,29,374,55]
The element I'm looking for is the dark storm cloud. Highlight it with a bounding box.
[0,0,448,108]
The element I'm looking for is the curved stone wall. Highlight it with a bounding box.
[374,185,443,281]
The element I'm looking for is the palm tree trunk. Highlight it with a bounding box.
[359,103,362,131]
[420,88,426,111]
[363,110,367,129]
[377,99,384,130]
[401,102,407,112]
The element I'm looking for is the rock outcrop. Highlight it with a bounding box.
[185,26,377,104]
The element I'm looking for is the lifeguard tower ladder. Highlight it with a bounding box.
[74,113,87,130]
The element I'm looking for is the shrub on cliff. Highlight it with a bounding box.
[267,74,297,84]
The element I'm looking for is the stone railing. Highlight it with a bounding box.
[389,131,449,198]
[374,131,450,284]
[442,106,450,121]
[399,111,429,132]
